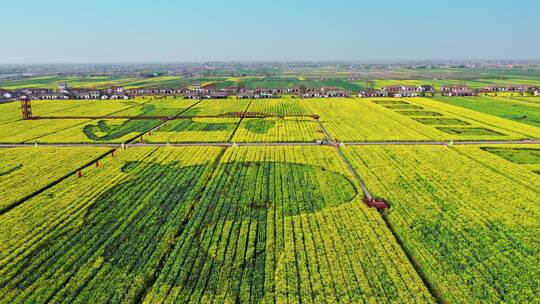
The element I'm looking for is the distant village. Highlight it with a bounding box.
[359,84,540,97]
[0,82,539,102]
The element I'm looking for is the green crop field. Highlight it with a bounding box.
[0,94,539,303]
[434,96,540,128]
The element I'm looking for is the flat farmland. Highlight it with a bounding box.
[304,98,539,142]
[0,98,200,144]
[143,146,432,303]
[343,145,540,303]
[3,97,539,144]
[0,146,432,303]
[182,99,252,116]
[0,146,225,303]
[0,147,110,213]
[0,96,539,304]
[433,96,540,128]
[146,118,240,143]
[232,117,324,143]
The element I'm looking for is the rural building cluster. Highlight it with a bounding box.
[0,82,351,101]
[1,82,539,101]
[359,84,539,98]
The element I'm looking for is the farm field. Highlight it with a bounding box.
[434,96,540,128]
[3,72,540,92]
[182,99,252,116]
[0,98,201,144]
[0,94,539,303]
[0,76,193,90]
[343,145,540,304]
[411,98,540,140]
[142,146,433,303]
[0,99,145,143]
[0,147,110,213]
[145,118,240,143]
[303,98,538,142]
[232,117,324,143]
[0,146,433,303]
[1,97,540,144]
[4,0,540,300]
[0,146,225,304]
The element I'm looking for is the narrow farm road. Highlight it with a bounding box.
[1,139,538,149]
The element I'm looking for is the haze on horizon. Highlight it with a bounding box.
[2,0,539,64]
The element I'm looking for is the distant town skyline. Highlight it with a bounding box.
[2,0,539,63]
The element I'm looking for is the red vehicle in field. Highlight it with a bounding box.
[363,196,389,209]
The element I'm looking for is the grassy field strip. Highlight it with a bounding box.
[182,99,252,116]
[143,99,249,144]
[456,144,540,187]
[501,97,540,108]
[343,145,540,303]
[509,96,540,105]
[247,98,311,116]
[133,99,207,142]
[0,119,95,144]
[361,100,459,141]
[32,99,143,117]
[0,100,97,128]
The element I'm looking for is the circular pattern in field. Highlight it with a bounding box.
[214,161,358,218]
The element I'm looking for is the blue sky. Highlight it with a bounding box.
[1,0,539,63]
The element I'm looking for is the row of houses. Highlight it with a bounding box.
[477,84,538,93]
[359,85,436,98]
[0,82,349,101]
[0,86,131,101]
[359,84,540,98]
[440,85,476,97]
[183,87,349,99]
[2,82,539,101]
[443,84,540,96]
[302,88,350,98]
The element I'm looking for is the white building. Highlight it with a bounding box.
[394,91,418,98]
[192,83,202,93]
